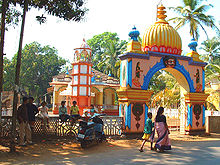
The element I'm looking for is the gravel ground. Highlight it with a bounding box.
[0,133,220,165]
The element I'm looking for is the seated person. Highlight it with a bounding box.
[38,101,49,127]
[70,101,80,119]
[82,110,90,122]
[90,105,98,117]
[59,101,70,122]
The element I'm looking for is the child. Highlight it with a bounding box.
[38,101,49,127]
[59,101,70,122]
[70,101,80,124]
[139,112,154,152]
[70,101,80,118]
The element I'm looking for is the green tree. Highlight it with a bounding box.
[8,0,87,152]
[0,0,7,124]
[87,32,127,77]
[200,36,220,81]
[149,71,180,109]
[4,42,66,98]
[169,0,219,40]
[200,37,220,64]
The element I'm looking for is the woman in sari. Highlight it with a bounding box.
[151,107,171,152]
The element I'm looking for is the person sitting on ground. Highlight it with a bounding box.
[38,101,49,128]
[27,97,39,131]
[59,101,70,122]
[70,101,80,123]
[139,112,154,152]
[17,96,32,146]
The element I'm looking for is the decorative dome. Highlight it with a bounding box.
[142,5,182,55]
[129,26,140,41]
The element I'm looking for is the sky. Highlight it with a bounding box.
[4,0,220,62]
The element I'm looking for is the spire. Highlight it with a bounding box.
[127,26,144,54]
[156,4,168,24]
[186,38,203,62]
[128,26,140,41]
[188,38,198,52]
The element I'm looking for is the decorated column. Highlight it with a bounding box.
[185,93,209,134]
[117,27,153,133]
[184,39,209,134]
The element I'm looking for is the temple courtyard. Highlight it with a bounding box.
[0,133,220,165]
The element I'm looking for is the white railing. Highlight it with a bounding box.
[1,108,12,116]
[103,105,118,110]
[205,110,220,116]
[101,116,123,136]
[150,108,180,118]
[1,116,123,138]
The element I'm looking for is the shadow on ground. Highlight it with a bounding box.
[0,133,220,165]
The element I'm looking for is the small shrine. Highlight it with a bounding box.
[117,5,209,135]
[49,39,120,115]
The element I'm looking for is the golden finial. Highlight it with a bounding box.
[156,4,168,24]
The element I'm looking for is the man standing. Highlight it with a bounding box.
[27,97,39,131]
[17,96,32,146]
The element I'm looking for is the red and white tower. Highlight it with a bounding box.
[71,39,93,115]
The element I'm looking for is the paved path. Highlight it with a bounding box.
[30,140,220,165]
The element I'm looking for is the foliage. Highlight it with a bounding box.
[0,2,21,29]
[87,32,127,78]
[3,42,66,98]
[6,0,87,22]
[200,36,220,81]
[205,87,219,111]
[200,37,220,64]
[200,36,220,111]
[149,71,180,108]
[168,0,219,40]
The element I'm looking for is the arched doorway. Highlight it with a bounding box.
[117,4,209,135]
[118,52,209,134]
[103,87,119,115]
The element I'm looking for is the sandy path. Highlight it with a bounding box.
[1,133,220,165]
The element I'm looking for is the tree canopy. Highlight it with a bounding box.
[3,42,66,98]
[6,0,87,22]
[168,0,219,40]
[149,70,180,109]
[87,32,127,78]
[0,2,20,29]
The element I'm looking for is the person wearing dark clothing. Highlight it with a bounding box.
[27,97,39,130]
[17,97,32,146]
[151,107,171,152]
[155,114,167,123]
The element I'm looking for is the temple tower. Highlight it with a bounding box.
[71,39,93,115]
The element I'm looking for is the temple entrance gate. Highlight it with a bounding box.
[117,5,209,135]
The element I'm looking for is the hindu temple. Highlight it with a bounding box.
[117,4,208,135]
[49,4,209,135]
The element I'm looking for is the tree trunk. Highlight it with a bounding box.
[10,0,28,153]
[0,0,7,125]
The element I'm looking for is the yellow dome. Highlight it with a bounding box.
[142,5,182,55]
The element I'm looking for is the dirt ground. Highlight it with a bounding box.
[0,132,220,165]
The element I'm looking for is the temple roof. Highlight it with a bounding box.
[52,68,119,85]
[142,5,182,55]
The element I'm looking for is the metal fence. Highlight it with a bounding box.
[101,116,123,136]
[0,115,179,139]
[0,116,123,139]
